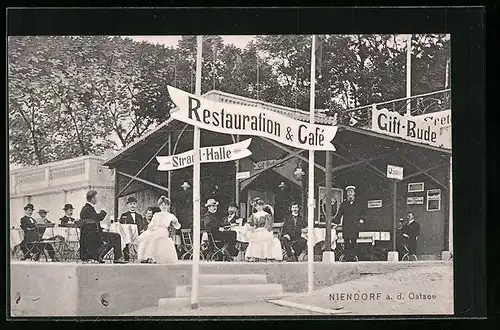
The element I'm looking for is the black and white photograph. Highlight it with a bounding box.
[7,7,485,318]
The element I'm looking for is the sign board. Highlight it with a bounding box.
[426,189,441,211]
[167,86,338,151]
[371,108,451,149]
[156,138,252,171]
[236,171,251,180]
[367,200,383,208]
[387,164,404,180]
[407,196,424,205]
[253,159,279,170]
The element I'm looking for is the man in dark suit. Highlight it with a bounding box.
[79,190,126,263]
[220,203,242,228]
[19,204,57,261]
[333,186,366,261]
[401,212,421,255]
[201,199,239,259]
[59,204,81,227]
[281,203,307,261]
[119,196,146,261]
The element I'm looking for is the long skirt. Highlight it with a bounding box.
[245,228,283,261]
[137,229,178,263]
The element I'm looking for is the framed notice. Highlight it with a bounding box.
[367,200,383,208]
[318,186,343,222]
[426,189,441,211]
[407,196,425,205]
[408,182,424,193]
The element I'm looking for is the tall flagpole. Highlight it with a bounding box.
[191,35,203,309]
[406,34,412,114]
[307,35,317,293]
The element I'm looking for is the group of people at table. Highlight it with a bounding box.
[13,185,420,264]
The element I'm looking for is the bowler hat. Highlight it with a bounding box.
[205,199,219,207]
[63,204,74,211]
[127,196,137,203]
[24,204,34,211]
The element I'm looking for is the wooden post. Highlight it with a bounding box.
[167,134,172,199]
[114,169,119,222]
[324,151,332,251]
[406,34,412,115]
[191,35,203,310]
[307,35,317,293]
[235,135,240,204]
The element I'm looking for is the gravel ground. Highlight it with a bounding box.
[283,263,453,315]
[122,263,453,316]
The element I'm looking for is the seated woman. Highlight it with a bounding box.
[137,196,181,264]
[244,211,283,262]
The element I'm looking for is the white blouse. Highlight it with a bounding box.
[148,211,181,230]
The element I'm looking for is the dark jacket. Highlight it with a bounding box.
[202,212,220,231]
[333,199,366,237]
[59,215,80,227]
[119,211,146,233]
[80,202,107,233]
[282,214,307,241]
[402,221,420,240]
[20,215,41,243]
[220,214,239,228]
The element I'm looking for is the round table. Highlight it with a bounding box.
[109,223,139,248]
[42,226,80,241]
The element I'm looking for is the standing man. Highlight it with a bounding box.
[119,196,146,262]
[281,203,307,262]
[333,186,366,261]
[80,190,126,263]
[401,212,421,256]
[20,204,57,261]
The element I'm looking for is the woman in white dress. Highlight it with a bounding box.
[245,211,283,261]
[137,196,181,263]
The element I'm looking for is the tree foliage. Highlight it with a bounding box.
[8,34,450,166]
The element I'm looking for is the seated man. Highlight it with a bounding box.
[201,199,239,260]
[59,204,81,227]
[20,204,57,261]
[37,209,52,224]
[280,203,307,261]
[401,212,420,255]
[79,190,127,263]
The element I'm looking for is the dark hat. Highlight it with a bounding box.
[63,204,74,211]
[256,199,265,206]
[24,203,34,210]
[127,196,137,203]
[228,202,239,209]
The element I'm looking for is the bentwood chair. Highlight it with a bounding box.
[401,236,419,261]
[206,230,232,262]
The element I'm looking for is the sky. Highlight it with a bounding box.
[127,35,256,49]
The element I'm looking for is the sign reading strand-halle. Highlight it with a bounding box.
[156,138,252,171]
[372,108,451,149]
[167,86,338,151]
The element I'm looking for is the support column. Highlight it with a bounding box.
[323,151,335,263]
[388,180,399,261]
[114,169,119,222]
[235,135,240,204]
[167,134,172,199]
[442,155,453,261]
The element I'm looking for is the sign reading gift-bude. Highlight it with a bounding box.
[156,138,252,171]
[371,108,451,149]
[167,86,338,151]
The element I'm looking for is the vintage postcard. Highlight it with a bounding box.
[8,8,473,318]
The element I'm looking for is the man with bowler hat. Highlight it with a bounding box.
[20,204,57,261]
[333,185,366,261]
[119,196,146,261]
[60,204,80,227]
[202,199,239,260]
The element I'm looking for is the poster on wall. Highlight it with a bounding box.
[318,186,343,223]
[407,196,425,205]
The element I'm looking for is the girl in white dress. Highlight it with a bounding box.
[245,211,283,261]
[137,196,181,263]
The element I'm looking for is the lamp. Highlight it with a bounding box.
[181,181,190,191]
[278,182,286,191]
[293,165,305,181]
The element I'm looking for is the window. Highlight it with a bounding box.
[408,182,424,193]
[426,189,441,211]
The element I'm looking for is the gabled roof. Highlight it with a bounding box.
[103,89,336,167]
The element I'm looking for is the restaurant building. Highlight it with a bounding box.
[102,89,452,259]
